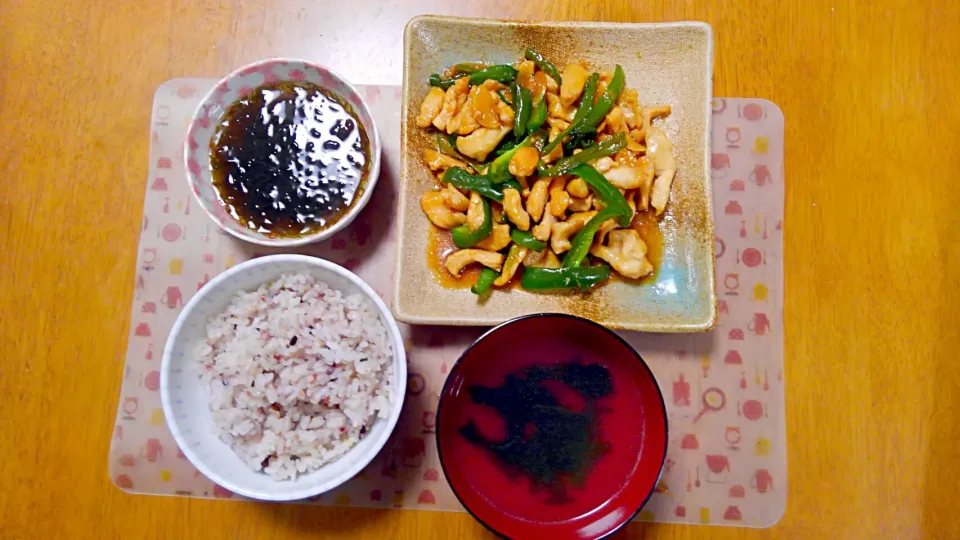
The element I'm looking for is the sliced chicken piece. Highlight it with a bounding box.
[471,86,501,129]
[642,105,673,132]
[646,125,677,215]
[537,69,555,90]
[456,125,511,162]
[625,188,638,214]
[596,217,619,245]
[502,188,531,231]
[493,246,528,286]
[508,147,539,178]
[432,77,469,131]
[424,148,467,172]
[636,156,656,211]
[466,191,485,232]
[526,178,551,222]
[590,229,654,279]
[546,117,570,131]
[566,177,589,199]
[546,92,576,123]
[548,177,571,217]
[568,195,593,212]
[543,122,566,164]
[595,69,615,101]
[551,211,597,254]
[615,149,641,168]
[441,184,469,212]
[416,87,445,128]
[529,249,561,269]
[532,209,556,243]
[444,249,504,276]
[603,165,645,190]
[631,104,672,143]
[448,94,478,135]
[497,96,515,126]
[481,80,507,92]
[421,191,466,229]
[618,88,640,129]
[560,63,590,107]
[591,156,615,173]
[646,125,677,173]
[476,224,512,251]
[604,105,627,135]
[516,60,545,103]
[650,169,676,216]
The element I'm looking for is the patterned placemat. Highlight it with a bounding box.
[109,79,785,527]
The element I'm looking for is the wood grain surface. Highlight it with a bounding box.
[1,1,958,539]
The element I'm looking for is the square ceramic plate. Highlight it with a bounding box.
[394,15,716,332]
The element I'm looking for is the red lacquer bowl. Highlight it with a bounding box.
[437,314,668,540]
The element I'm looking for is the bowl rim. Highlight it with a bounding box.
[159,254,406,501]
[434,312,668,539]
[184,58,383,248]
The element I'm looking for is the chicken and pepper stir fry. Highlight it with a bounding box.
[417,49,677,295]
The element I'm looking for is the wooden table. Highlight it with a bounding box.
[2,1,958,538]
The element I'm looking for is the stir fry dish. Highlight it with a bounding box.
[416,49,677,295]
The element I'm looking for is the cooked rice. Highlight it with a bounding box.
[196,272,393,480]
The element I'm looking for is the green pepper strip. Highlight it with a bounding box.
[561,207,623,271]
[442,168,506,201]
[496,89,514,108]
[487,131,545,183]
[540,72,598,157]
[468,65,518,86]
[527,98,547,132]
[501,178,523,193]
[521,265,611,291]
[539,133,628,178]
[442,168,522,202]
[471,267,500,295]
[512,83,532,138]
[510,228,547,251]
[524,47,562,87]
[568,163,632,227]
[563,131,597,153]
[454,62,487,74]
[451,197,493,249]
[429,72,468,90]
[572,65,626,134]
[493,137,520,157]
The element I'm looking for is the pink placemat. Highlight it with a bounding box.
[110,79,785,528]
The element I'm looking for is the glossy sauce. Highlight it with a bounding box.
[427,227,480,288]
[210,81,370,237]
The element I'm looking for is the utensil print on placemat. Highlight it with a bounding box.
[726,426,741,450]
[692,387,727,423]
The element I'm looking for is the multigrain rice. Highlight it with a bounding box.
[196,272,393,480]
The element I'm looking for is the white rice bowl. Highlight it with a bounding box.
[198,273,393,480]
[161,255,406,501]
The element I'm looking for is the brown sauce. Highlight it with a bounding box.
[621,210,664,284]
[209,81,370,238]
[426,212,664,289]
[427,227,482,289]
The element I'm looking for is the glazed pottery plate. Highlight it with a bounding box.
[395,16,716,332]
